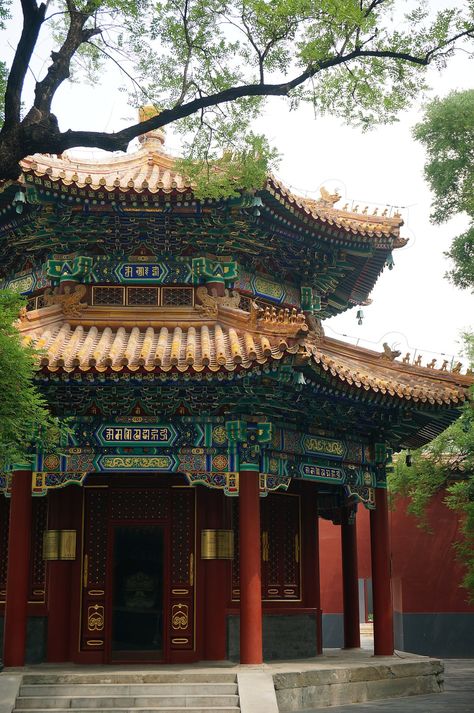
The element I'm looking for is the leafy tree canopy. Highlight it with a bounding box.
[0,290,64,471]
[389,335,474,599]
[414,89,474,290]
[0,0,473,185]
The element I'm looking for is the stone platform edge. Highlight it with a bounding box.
[272,659,444,711]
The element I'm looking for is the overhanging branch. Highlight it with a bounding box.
[54,45,438,152]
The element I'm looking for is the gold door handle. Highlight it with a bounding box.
[189,553,194,587]
[262,531,269,562]
[294,534,300,564]
[83,554,89,588]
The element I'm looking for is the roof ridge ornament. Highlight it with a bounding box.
[318,186,341,207]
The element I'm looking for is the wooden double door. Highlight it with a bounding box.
[80,484,195,663]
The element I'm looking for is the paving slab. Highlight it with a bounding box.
[0,674,22,713]
[238,671,279,713]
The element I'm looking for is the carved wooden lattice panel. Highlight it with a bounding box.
[231,493,301,601]
[261,494,300,600]
[81,489,109,651]
[169,488,195,650]
[0,497,9,601]
[162,287,194,306]
[110,489,170,520]
[29,498,47,602]
[231,498,240,600]
[127,287,159,306]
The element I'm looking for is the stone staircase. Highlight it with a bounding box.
[14,672,240,713]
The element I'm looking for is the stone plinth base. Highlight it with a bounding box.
[273,658,443,711]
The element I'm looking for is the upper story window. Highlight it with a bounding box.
[90,285,194,308]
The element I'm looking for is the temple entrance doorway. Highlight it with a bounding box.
[110,525,165,662]
[79,480,196,664]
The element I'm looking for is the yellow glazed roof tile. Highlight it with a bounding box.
[309,336,470,406]
[10,134,404,240]
[24,314,472,406]
[30,322,295,373]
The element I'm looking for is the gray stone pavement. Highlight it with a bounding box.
[295,660,474,713]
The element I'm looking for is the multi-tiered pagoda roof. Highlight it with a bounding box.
[0,124,471,455]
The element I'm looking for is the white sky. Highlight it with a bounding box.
[2,3,473,367]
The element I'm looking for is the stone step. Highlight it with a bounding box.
[19,685,238,697]
[13,709,240,713]
[21,674,237,685]
[15,696,239,709]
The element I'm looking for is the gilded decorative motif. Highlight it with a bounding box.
[195,285,240,318]
[99,455,173,470]
[88,604,105,631]
[7,273,35,294]
[171,603,189,630]
[252,275,285,301]
[43,283,87,317]
[43,454,60,470]
[98,424,176,446]
[212,425,227,444]
[247,301,307,336]
[300,464,344,482]
[212,454,228,471]
[302,435,344,457]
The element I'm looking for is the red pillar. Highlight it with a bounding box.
[302,486,322,654]
[3,466,32,667]
[341,507,360,649]
[370,488,394,655]
[239,469,263,664]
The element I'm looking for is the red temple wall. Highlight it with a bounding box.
[319,492,472,615]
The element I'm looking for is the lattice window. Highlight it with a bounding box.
[171,489,194,583]
[162,286,194,307]
[127,287,159,306]
[232,494,300,601]
[36,292,46,309]
[231,499,240,600]
[92,286,125,306]
[29,498,47,602]
[26,296,37,311]
[85,489,109,586]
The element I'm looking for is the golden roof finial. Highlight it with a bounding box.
[138,105,165,150]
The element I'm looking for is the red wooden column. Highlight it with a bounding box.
[302,486,322,654]
[3,465,33,667]
[370,488,394,655]
[239,468,263,664]
[341,507,360,649]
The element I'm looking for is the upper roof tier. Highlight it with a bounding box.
[0,123,406,317]
[13,145,404,241]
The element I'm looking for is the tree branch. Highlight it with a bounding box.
[33,5,102,116]
[52,44,448,153]
[3,0,47,130]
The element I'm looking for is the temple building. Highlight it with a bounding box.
[0,118,471,667]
